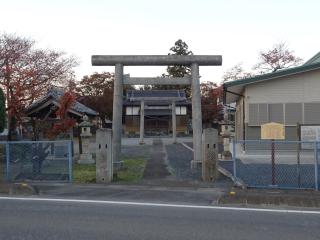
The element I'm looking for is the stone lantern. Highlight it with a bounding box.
[78,115,94,164]
[221,112,232,160]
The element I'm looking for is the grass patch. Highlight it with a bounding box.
[114,158,146,183]
[72,158,147,183]
[73,163,96,183]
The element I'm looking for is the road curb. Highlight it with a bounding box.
[218,188,320,208]
[0,182,38,195]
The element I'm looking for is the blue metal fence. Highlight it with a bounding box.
[0,140,72,182]
[231,140,320,190]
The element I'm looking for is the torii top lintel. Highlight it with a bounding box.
[91,55,222,66]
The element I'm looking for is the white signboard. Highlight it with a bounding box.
[301,125,320,149]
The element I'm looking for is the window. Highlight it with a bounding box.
[248,103,268,126]
[285,103,302,125]
[304,102,320,124]
[248,103,285,125]
[248,104,259,125]
[269,104,284,124]
[259,104,268,124]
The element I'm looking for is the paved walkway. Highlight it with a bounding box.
[142,139,171,180]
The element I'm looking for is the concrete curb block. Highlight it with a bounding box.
[218,190,320,208]
[0,183,38,195]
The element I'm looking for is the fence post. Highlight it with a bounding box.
[314,141,319,191]
[68,141,73,183]
[232,139,237,178]
[6,142,10,182]
[271,139,276,185]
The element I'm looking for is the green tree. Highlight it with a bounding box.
[152,39,193,97]
[0,88,6,133]
[166,39,193,77]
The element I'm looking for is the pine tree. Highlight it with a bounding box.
[153,39,193,97]
[166,39,193,78]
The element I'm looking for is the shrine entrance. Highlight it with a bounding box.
[91,55,222,169]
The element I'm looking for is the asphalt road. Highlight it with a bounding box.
[0,198,319,240]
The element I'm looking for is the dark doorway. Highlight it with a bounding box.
[145,116,170,136]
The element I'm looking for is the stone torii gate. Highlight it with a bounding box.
[91,55,222,168]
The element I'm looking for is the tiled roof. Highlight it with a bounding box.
[127,90,186,99]
[25,87,98,116]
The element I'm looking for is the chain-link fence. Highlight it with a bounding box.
[231,140,319,190]
[0,141,72,182]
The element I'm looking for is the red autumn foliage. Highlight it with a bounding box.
[47,91,77,138]
[254,42,302,73]
[0,33,77,140]
[200,82,223,125]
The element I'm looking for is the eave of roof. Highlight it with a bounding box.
[304,52,320,65]
[25,88,98,116]
[224,61,320,88]
[127,90,186,98]
[123,100,191,106]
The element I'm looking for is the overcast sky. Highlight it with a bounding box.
[1,0,319,83]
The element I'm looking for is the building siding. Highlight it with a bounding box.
[228,65,320,144]
[244,125,299,150]
[245,70,320,105]
[244,69,320,127]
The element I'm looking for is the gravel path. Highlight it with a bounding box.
[165,143,201,181]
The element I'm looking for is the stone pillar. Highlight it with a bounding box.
[96,128,112,183]
[139,100,145,144]
[202,128,218,181]
[191,63,202,168]
[172,101,177,143]
[112,63,123,166]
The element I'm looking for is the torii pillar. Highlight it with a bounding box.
[91,55,222,169]
[112,64,123,166]
[139,100,145,144]
[191,63,202,167]
[172,100,177,144]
